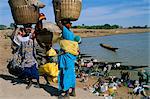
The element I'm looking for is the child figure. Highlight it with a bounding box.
[38,47,59,85]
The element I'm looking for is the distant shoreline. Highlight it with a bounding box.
[0,28,150,38]
[72,28,150,38]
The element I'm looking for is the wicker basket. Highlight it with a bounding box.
[8,0,27,7]
[53,0,82,21]
[9,5,39,25]
[36,22,62,45]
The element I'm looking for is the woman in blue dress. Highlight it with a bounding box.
[55,17,81,98]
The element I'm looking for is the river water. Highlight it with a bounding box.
[79,32,150,66]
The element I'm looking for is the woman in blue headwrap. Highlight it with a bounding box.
[55,11,81,99]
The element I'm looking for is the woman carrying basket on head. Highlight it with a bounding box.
[54,7,81,99]
[9,24,40,89]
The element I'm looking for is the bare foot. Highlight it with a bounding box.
[26,80,32,89]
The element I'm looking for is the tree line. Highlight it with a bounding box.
[128,25,148,29]
[72,24,121,29]
[0,23,149,30]
[72,24,149,29]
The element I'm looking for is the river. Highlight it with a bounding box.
[79,32,150,66]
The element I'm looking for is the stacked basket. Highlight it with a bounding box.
[36,22,62,45]
[53,0,82,21]
[8,0,39,25]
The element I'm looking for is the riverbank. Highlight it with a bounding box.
[1,28,150,38]
[0,29,149,99]
[72,28,150,37]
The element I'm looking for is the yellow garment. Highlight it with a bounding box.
[108,88,115,95]
[59,40,79,56]
[46,48,57,56]
[39,63,59,77]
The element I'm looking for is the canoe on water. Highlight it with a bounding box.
[100,43,118,51]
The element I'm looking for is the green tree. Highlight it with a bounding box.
[112,25,119,29]
[104,24,111,29]
[144,25,148,28]
[0,25,7,30]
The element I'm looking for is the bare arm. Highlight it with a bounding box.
[56,19,63,30]
[53,0,63,30]
[11,27,19,40]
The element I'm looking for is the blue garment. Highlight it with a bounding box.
[19,64,39,80]
[58,26,76,91]
[62,26,74,41]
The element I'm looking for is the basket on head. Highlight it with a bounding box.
[9,5,39,25]
[8,0,39,25]
[8,0,27,7]
[36,22,62,46]
[53,0,82,21]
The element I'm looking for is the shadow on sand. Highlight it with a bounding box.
[0,74,60,96]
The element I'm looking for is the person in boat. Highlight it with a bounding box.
[55,11,81,99]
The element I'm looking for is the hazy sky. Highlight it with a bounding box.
[0,0,149,27]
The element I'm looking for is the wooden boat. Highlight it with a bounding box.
[100,43,118,51]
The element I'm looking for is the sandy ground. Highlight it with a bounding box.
[0,30,149,99]
[0,30,104,99]
[0,77,104,99]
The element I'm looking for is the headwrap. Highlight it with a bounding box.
[74,35,81,43]
[39,13,46,21]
